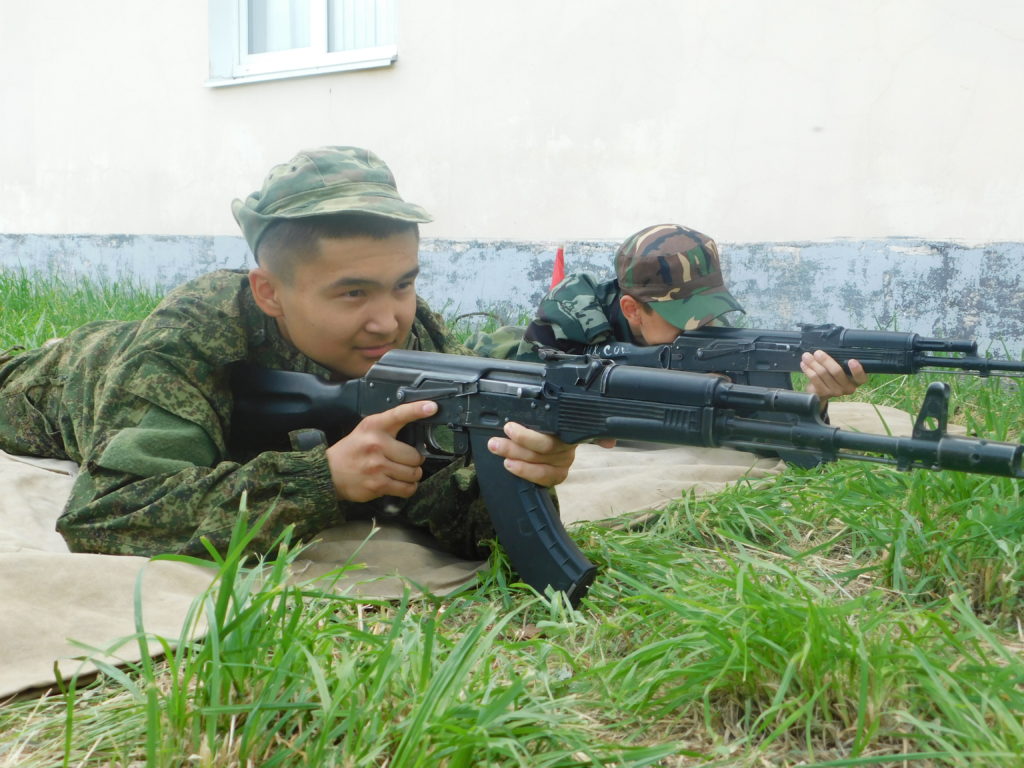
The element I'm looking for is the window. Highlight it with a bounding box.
[208,0,397,87]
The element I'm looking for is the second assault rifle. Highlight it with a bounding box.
[586,324,1024,389]
[230,350,1024,606]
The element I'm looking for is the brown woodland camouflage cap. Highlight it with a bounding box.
[615,223,745,331]
[232,146,433,255]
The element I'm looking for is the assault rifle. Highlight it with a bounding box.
[586,323,1024,389]
[230,349,1024,606]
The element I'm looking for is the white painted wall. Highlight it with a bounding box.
[2,1,1022,244]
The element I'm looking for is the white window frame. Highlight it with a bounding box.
[207,0,397,88]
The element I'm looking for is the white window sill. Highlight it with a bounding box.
[206,54,396,88]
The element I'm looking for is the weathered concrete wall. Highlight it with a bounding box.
[1,235,1021,355]
[421,239,1024,355]
[724,241,1024,353]
[0,234,250,288]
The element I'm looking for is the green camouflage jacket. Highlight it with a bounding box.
[467,273,635,361]
[0,270,493,559]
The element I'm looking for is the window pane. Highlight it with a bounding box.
[248,0,311,54]
[328,0,393,52]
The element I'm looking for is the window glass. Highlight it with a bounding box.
[208,0,397,86]
[248,0,311,54]
[328,0,393,53]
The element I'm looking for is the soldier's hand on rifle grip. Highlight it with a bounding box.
[325,400,437,502]
[800,350,869,407]
[486,421,579,487]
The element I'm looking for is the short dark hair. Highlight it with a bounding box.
[257,213,420,281]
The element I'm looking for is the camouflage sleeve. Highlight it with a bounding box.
[521,318,585,356]
[464,325,527,360]
[55,400,344,557]
[518,273,619,358]
[57,399,499,561]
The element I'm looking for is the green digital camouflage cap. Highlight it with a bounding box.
[232,146,433,256]
[615,224,745,331]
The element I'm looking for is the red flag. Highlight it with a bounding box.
[550,246,565,289]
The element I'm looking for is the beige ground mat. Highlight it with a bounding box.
[0,400,916,698]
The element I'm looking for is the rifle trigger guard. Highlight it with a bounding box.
[912,382,951,440]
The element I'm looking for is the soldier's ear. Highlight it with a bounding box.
[619,293,642,323]
[249,267,285,318]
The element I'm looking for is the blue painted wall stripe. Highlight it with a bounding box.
[1,234,1021,354]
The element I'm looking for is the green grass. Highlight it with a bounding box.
[0,269,164,351]
[2,269,1024,766]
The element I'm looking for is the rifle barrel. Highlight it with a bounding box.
[915,354,1024,376]
[720,415,1024,478]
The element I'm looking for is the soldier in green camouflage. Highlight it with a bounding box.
[481,223,867,407]
[0,146,577,560]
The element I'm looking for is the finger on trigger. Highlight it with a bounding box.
[377,399,439,435]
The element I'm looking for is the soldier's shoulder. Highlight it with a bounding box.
[412,297,463,353]
[547,272,609,301]
[465,325,525,359]
[160,270,250,306]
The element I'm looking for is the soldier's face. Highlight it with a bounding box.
[635,308,685,345]
[253,231,420,379]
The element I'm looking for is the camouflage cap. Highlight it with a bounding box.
[615,224,745,331]
[231,146,433,255]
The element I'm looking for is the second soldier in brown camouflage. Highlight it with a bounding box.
[470,223,868,407]
[522,224,747,355]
